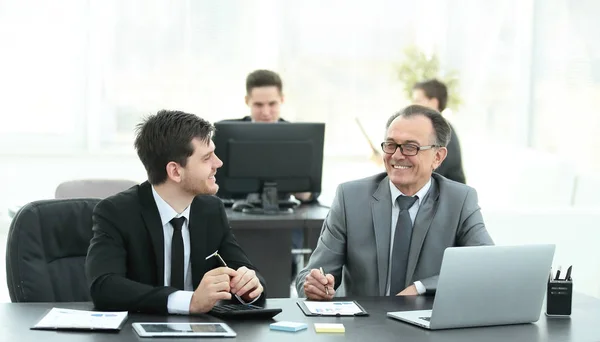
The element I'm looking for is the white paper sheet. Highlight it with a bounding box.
[33,308,128,330]
[303,301,364,315]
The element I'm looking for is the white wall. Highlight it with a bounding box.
[485,208,600,298]
[0,154,146,216]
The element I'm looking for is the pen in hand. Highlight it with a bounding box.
[319,267,329,295]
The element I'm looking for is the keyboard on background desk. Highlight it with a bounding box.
[220,198,236,207]
[208,304,282,319]
[219,198,299,209]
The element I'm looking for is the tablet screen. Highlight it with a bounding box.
[141,323,227,333]
[133,323,236,337]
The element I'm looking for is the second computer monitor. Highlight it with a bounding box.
[213,122,325,214]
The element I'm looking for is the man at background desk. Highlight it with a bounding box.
[86,110,264,314]
[219,69,319,279]
[412,79,466,184]
[296,105,493,300]
[219,69,317,203]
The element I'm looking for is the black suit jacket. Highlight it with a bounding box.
[435,123,466,184]
[85,181,266,313]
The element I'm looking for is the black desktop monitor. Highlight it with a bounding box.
[213,122,325,215]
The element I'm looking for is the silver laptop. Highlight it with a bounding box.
[387,244,555,330]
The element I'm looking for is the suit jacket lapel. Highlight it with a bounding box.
[406,178,440,285]
[189,198,208,288]
[372,177,392,296]
[139,181,166,286]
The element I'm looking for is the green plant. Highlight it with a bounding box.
[395,45,462,110]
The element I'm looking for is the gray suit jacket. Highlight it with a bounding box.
[296,172,493,297]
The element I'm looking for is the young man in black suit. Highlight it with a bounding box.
[85,110,265,314]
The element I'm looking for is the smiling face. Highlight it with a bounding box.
[174,138,223,196]
[383,115,447,195]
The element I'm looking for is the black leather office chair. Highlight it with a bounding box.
[5,198,100,302]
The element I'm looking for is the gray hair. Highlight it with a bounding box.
[384,104,452,147]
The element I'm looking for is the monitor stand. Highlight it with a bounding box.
[241,182,294,215]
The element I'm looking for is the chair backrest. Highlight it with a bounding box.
[55,179,137,199]
[5,198,100,302]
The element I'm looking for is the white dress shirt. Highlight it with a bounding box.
[151,187,195,314]
[386,178,432,296]
[151,187,260,314]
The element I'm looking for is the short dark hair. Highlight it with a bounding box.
[413,79,448,111]
[385,104,452,147]
[246,69,283,95]
[134,110,215,185]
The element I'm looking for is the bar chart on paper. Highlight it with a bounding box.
[303,301,365,315]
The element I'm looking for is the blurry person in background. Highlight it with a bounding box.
[219,70,319,281]
[412,79,466,184]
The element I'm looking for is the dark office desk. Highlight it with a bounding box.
[226,205,329,298]
[5,294,600,341]
[226,205,329,230]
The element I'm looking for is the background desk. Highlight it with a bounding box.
[226,205,329,298]
[4,294,600,341]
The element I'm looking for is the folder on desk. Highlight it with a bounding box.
[31,308,128,331]
[297,300,368,316]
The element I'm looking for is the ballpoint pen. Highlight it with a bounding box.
[319,267,330,295]
[565,265,573,281]
[554,266,562,281]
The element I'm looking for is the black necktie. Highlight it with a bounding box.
[390,195,418,295]
[170,217,186,290]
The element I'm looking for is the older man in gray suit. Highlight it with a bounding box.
[296,105,493,300]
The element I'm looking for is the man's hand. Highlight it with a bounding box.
[303,268,335,300]
[189,267,237,314]
[230,266,263,302]
[294,192,312,202]
[396,284,418,296]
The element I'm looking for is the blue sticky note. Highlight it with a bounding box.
[270,321,308,332]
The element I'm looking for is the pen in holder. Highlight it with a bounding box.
[546,267,573,317]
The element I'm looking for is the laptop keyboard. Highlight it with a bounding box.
[419,317,431,322]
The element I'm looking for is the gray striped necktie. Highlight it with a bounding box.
[389,195,418,295]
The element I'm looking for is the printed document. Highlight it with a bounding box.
[32,308,128,330]
[303,301,364,315]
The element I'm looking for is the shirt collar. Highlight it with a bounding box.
[151,186,191,226]
[389,178,432,208]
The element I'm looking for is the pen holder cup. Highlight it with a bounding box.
[546,280,572,316]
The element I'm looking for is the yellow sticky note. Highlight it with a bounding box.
[314,323,345,333]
